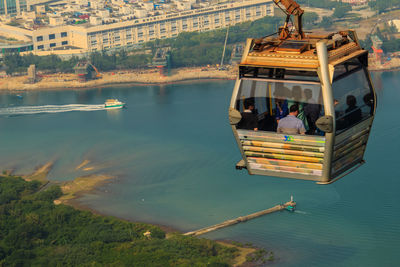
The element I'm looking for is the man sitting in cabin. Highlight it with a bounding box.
[237,99,258,131]
[277,104,306,135]
[304,88,321,135]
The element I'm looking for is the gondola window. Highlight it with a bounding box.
[235,78,323,134]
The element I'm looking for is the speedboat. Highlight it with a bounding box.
[104,99,125,109]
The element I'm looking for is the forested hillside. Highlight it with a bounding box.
[0,176,238,266]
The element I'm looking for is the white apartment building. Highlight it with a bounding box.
[4,0,274,54]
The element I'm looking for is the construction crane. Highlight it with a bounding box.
[371,45,383,62]
[89,63,102,79]
[74,61,101,82]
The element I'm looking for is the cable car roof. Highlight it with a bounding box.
[240,31,368,70]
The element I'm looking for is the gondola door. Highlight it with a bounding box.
[329,52,376,182]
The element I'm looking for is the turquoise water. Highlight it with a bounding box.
[0,72,398,266]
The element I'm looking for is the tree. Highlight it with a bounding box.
[303,12,318,26]
[3,53,24,74]
[0,175,238,266]
[332,4,352,19]
[320,16,333,29]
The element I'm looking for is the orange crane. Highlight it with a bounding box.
[88,63,102,78]
[371,45,383,62]
[74,61,101,81]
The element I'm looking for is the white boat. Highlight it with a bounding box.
[104,99,125,109]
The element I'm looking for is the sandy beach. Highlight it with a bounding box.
[369,56,400,72]
[0,57,398,92]
[0,66,236,91]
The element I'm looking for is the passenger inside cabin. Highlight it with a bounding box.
[344,95,362,127]
[259,107,276,132]
[288,85,308,132]
[277,104,306,135]
[363,92,374,115]
[237,98,258,131]
[304,88,321,135]
[335,98,346,130]
[274,87,289,124]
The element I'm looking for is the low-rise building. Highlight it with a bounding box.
[340,0,369,5]
[35,4,46,14]
[89,15,102,25]
[389,19,400,32]
[0,42,34,59]
[49,14,64,26]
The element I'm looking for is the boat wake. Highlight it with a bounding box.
[294,210,308,215]
[0,104,106,116]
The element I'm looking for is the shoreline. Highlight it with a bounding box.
[1,61,398,92]
[3,158,185,233]
[0,66,236,91]
[4,161,188,235]
[369,66,400,72]
[1,171,260,266]
[6,161,259,265]
[58,180,259,266]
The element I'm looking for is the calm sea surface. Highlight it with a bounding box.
[0,72,398,266]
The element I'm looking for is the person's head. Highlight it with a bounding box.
[304,89,312,100]
[289,104,299,116]
[292,86,302,101]
[244,99,255,110]
[334,99,339,107]
[363,93,373,107]
[274,86,291,100]
[346,95,357,107]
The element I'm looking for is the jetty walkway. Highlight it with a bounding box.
[184,200,296,236]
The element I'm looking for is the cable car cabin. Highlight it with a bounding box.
[228,31,376,184]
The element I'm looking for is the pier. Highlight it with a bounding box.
[184,199,296,236]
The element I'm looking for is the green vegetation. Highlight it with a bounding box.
[319,16,334,30]
[0,175,238,266]
[3,54,81,75]
[377,24,400,53]
[368,0,400,14]
[89,50,152,71]
[297,0,339,9]
[297,0,358,29]
[360,26,400,53]
[245,247,270,265]
[299,0,354,19]
[151,16,281,68]
[6,21,20,27]
[332,4,352,19]
[303,11,319,26]
[381,39,400,53]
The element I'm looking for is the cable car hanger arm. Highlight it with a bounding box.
[273,0,305,40]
